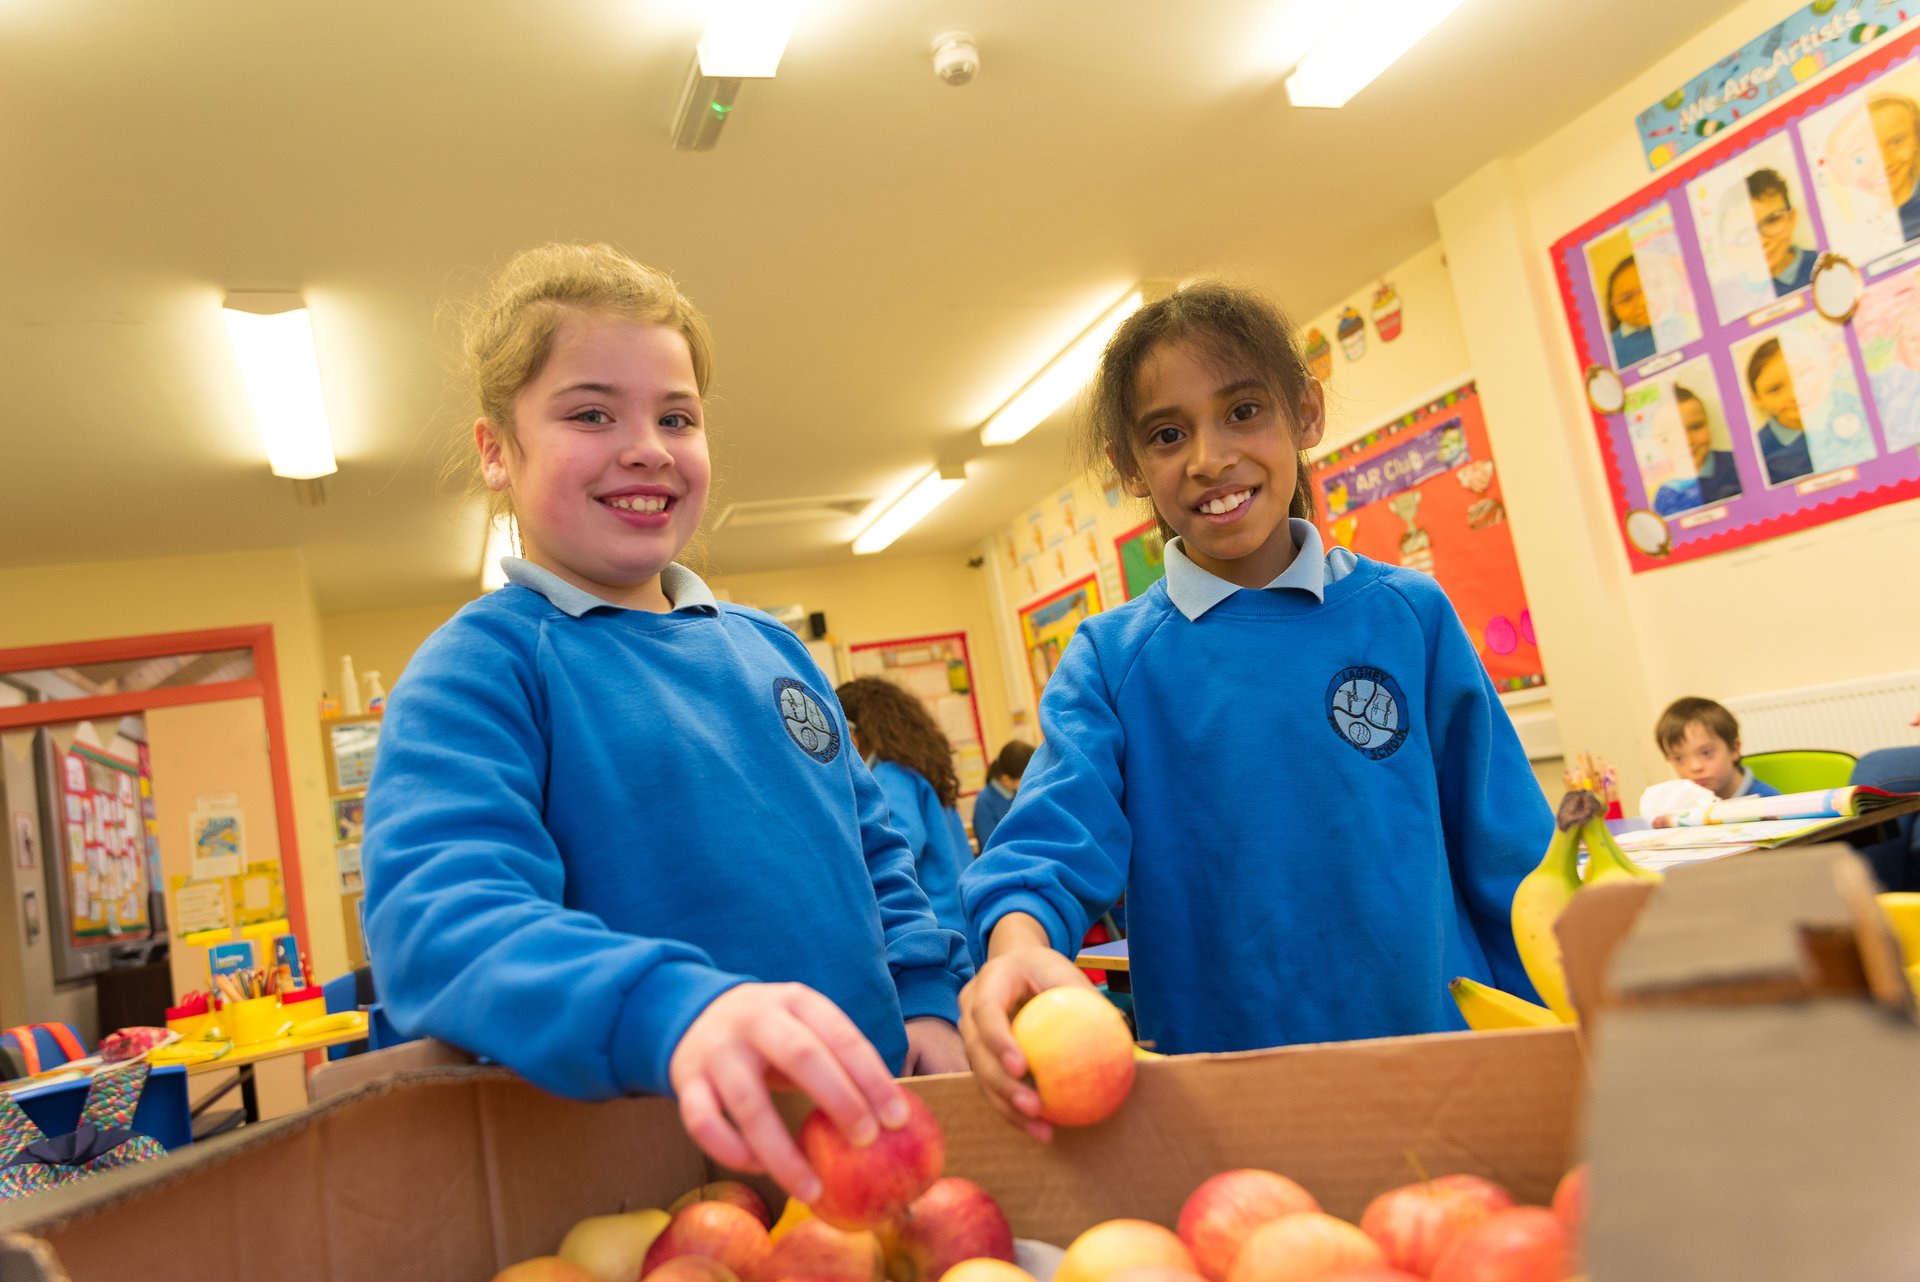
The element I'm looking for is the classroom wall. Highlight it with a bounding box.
[0,549,348,987]
[709,550,1017,755]
[1437,0,1920,803]
[321,596,471,703]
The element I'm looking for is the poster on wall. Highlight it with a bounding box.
[1018,574,1103,702]
[1635,3,1913,171]
[846,633,989,796]
[1555,24,1920,572]
[58,744,150,943]
[1312,381,1545,693]
[1115,520,1167,601]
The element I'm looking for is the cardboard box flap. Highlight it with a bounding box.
[1604,844,1909,1008]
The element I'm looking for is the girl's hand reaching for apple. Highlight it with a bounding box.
[957,912,1097,1143]
[670,982,912,1205]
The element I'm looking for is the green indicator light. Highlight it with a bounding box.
[710,101,732,116]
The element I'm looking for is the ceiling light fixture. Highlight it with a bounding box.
[1284,0,1467,109]
[851,465,967,555]
[480,512,517,591]
[221,292,338,484]
[672,0,802,150]
[979,288,1145,448]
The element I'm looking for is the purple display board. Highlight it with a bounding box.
[1554,24,1920,571]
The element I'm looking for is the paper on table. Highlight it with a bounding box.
[1612,819,1833,852]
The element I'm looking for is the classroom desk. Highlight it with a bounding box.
[1608,795,1920,871]
[178,1014,371,1124]
[1073,937,1129,972]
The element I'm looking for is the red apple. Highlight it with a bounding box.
[1322,1271,1424,1281]
[757,1218,883,1282]
[1359,1182,1498,1278]
[887,1177,1015,1282]
[798,1092,945,1230]
[1429,1208,1568,1282]
[1009,987,1136,1126]
[1177,1169,1320,1282]
[671,1180,773,1228]
[1423,1176,1512,1219]
[1107,1270,1209,1282]
[1550,1165,1586,1241]
[643,1203,771,1280]
[492,1259,597,1282]
[1056,1219,1197,1282]
[643,1260,741,1282]
[1227,1212,1383,1282]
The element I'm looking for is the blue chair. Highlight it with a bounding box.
[321,967,415,1060]
[0,1023,89,1079]
[10,1064,192,1151]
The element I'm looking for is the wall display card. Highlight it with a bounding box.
[1311,382,1545,692]
[189,804,245,880]
[1115,520,1167,601]
[230,861,286,929]
[1017,575,1103,702]
[1636,3,1914,171]
[845,634,989,796]
[1555,25,1920,571]
[169,874,232,937]
[324,718,381,795]
[332,795,365,845]
[336,842,363,896]
[11,812,36,871]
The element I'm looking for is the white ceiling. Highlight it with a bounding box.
[0,0,1737,612]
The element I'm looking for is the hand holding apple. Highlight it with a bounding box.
[798,1090,945,1230]
[958,913,1103,1142]
[1008,987,1136,1128]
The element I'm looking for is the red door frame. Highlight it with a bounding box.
[0,625,310,949]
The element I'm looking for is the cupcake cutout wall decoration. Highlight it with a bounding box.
[1303,327,1333,381]
[1336,306,1366,361]
[1371,281,1402,342]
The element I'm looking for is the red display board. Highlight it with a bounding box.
[1312,381,1545,692]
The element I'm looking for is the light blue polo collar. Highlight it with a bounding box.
[1162,517,1357,622]
[502,557,719,617]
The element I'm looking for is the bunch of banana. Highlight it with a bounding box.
[1452,787,1662,1031]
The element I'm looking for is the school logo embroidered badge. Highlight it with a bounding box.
[1326,666,1409,760]
[775,678,841,763]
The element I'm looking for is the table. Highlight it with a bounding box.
[180,1016,371,1124]
[1073,937,1129,972]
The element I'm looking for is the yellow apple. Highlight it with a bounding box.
[1010,988,1136,1126]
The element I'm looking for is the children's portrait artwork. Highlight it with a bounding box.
[1802,67,1920,266]
[1688,134,1821,322]
[1585,207,1703,370]
[1732,314,1876,488]
[1623,360,1745,516]
[1853,263,1920,455]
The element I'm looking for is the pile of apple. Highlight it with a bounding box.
[489,988,1589,1282]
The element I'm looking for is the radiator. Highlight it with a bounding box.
[1726,669,1920,755]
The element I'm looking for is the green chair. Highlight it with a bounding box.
[1743,749,1857,794]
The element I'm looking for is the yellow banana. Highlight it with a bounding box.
[1450,976,1565,1030]
[1510,791,1593,1021]
[1580,817,1663,887]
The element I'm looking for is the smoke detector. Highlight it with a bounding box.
[932,31,978,86]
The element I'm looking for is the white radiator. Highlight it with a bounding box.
[1726,669,1920,755]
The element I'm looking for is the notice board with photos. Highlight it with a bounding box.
[1311,380,1544,693]
[1554,24,1920,571]
[845,633,988,797]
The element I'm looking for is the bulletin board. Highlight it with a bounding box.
[1115,520,1167,601]
[56,743,151,943]
[1018,574,1104,702]
[846,633,988,796]
[1554,24,1920,572]
[1312,381,1545,693]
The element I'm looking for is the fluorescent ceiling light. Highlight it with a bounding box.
[979,289,1145,448]
[852,466,966,555]
[222,292,338,480]
[481,512,517,590]
[1284,0,1467,109]
[698,0,801,77]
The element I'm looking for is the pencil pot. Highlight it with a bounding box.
[225,995,287,1046]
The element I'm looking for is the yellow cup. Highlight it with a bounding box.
[1878,893,1920,968]
[225,995,290,1046]
[166,1012,213,1041]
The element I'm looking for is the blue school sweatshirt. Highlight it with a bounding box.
[363,560,972,1102]
[870,761,972,938]
[962,524,1550,1056]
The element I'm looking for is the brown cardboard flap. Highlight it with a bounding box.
[1554,878,1657,1024]
[1605,844,1912,1010]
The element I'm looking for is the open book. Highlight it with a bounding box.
[1650,786,1916,829]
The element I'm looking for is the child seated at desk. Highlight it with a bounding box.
[1656,696,1779,801]
[970,739,1034,850]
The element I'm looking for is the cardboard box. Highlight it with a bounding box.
[1579,843,1920,1279]
[0,1025,1581,1281]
